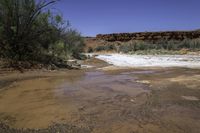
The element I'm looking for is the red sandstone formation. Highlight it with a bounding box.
[96,31,200,42]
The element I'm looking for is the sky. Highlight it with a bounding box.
[54,0,200,37]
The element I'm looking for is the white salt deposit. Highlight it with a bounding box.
[96,54,200,68]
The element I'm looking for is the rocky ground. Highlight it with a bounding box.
[0,58,83,72]
[0,57,200,133]
[0,123,91,133]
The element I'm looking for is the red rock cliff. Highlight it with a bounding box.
[96,31,200,42]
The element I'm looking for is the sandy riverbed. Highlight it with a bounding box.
[0,57,200,133]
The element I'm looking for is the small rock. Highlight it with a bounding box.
[130,99,135,103]
[182,96,199,101]
[136,80,150,84]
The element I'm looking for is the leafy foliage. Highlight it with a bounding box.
[0,0,84,63]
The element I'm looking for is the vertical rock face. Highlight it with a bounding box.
[96,31,200,42]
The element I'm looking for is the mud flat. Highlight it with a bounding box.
[0,58,200,133]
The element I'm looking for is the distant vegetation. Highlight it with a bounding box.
[0,0,85,68]
[91,39,200,54]
[94,44,115,52]
[92,30,200,54]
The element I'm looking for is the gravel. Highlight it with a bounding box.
[0,123,91,133]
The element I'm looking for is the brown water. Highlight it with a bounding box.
[0,66,200,133]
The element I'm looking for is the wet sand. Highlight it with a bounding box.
[0,59,200,133]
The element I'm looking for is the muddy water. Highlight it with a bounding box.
[0,66,200,133]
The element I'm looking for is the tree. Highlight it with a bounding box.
[64,29,85,59]
[0,0,85,65]
[0,0,57,60]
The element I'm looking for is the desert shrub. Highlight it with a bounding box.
[118,41,151,53]
[116,38,200,54]
[134,41,148,51]
[95,46,106,51]
[63,29,85,59]
[88,47,94,53]
[153,39,200,51]
[118,41,134,53]
[178,39,200,50]
[105,44,116,51]
[119,45,129,53]
[192,38,200,49]
[94,38,200,54]
[95,44,116,52]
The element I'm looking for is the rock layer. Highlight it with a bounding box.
[96,30,200,42]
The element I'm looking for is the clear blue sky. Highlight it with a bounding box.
[54,0,200,37]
